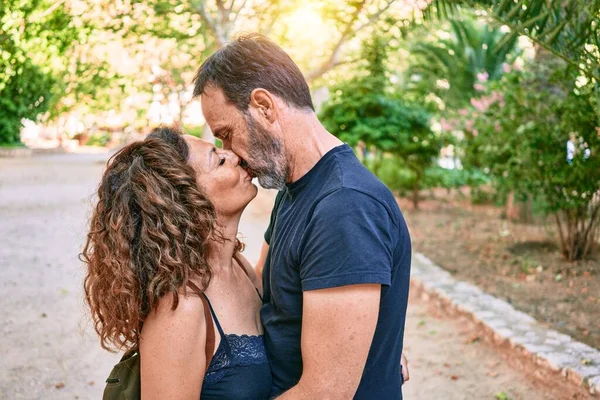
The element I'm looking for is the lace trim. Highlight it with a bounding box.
[203,334,269,386]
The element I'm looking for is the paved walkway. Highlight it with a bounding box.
[0,153,571,399]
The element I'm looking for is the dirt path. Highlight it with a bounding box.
[0,153,572,399]
[402,298,585,399]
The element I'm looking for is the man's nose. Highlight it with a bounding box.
[221,139,232,151]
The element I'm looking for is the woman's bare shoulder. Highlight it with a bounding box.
[141,290,207,343]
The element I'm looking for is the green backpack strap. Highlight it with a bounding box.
[102,284,216,400]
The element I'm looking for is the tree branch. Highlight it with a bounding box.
[305,0,397,82]
[192,0,227,46]
[227,0,236,12]
[230,0,250,26]
[259,3,285,36]
[216,0,228,24]
[304,1,367,82]
[354,0,395,33]
[41,0,65,18]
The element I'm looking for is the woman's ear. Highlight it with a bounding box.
[249,89,276,123]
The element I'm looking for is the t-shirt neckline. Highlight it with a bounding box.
[286,144,351,195]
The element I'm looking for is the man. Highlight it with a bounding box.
[193,34,411,399]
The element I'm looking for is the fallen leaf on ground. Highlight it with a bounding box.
[495,392,511,400]
[466,334,481,344]
[450,375,459,380]
[55,382,65,389]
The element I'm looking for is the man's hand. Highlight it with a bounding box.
[401,352,410,383]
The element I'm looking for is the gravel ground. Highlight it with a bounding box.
[0,152,569,399]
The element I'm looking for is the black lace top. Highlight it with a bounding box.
[200,294,272,399]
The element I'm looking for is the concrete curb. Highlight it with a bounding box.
[0,147,33,158]
[411,252,600,397]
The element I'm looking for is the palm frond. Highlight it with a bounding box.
[425,0,600,80]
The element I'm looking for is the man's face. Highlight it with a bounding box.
[201,86,288,190]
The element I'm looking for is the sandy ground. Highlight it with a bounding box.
[0,153,574,399]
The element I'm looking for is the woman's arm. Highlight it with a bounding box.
[139,292,208,400]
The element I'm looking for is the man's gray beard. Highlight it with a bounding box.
[246,115,288,190]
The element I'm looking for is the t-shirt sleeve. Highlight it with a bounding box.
[299,188,396,291]
[264,191,284,245]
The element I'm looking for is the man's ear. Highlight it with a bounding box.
[249,89,276,123]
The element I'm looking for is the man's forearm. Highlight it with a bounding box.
[277,383,347,400]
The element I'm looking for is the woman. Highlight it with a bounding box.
[82,126,271,399]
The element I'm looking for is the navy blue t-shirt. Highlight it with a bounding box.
[261,144,411,399]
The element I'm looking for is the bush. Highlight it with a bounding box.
[422,166,490,191]
[0,60,54,145]
[320,35,444,208]
[462,61,600,260]
[371,156,416,195]
[86,132,111,147]
[184,125,203,138]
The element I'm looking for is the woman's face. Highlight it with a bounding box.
[183,135,258,217]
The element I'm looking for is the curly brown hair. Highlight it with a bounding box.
[82,127,237,352]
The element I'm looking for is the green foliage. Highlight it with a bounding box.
[86,133,111,147]
[184,125,204,138]
[320,34,445,207]
[0,0,115,144]
[365,156,489,200]
[422,166,490,190]
[465,64,600,212]
[425,0,600,82]
[0,0,78,144]
[371,156,417,194]
[407,16,519,110]
[462,61,600,259]
[0,60,55,144]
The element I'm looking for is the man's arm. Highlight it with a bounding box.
[257,236,409,388]
[277,284,381,399]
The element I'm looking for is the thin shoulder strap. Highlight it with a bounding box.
[232,253,262,300]
[232,252,250,278]
[186,281,215,373]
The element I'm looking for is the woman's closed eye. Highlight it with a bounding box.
[219,158,226,166]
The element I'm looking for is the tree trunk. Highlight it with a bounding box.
[505,192,534,224]
[412,173,421,210]
[555,201,600,261]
